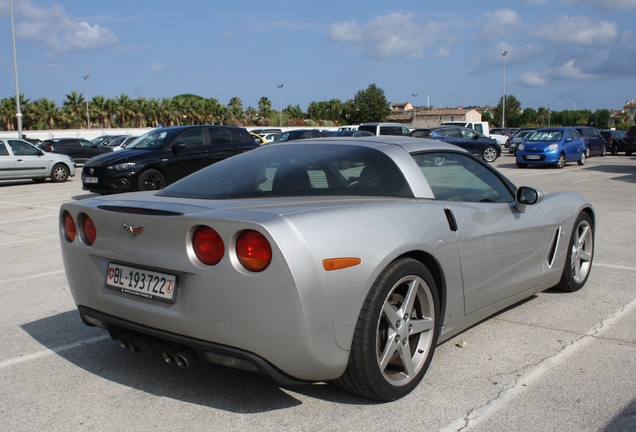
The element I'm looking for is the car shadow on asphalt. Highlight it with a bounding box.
[20,310,376,411]
[581,161,636,183]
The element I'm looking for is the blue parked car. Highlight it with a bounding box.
[516,127,585,168]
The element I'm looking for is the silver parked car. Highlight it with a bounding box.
[59,137,594,400]
[0,138,76,182]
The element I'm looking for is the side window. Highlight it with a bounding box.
[444,128,462,138]
[176,128,205,148]
[0,142,9,156]
[207,128,231,145]
[80,139,94,148]
[380,126,403,136]
[412,152,514,203]
[68,140,80,148]
[474,124,484,134]
[8,140,38,156]
[460,128,477,139]
[229,129,246,143]
[401,127,411,136]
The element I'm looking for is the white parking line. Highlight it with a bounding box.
[594,263,636,271]
[1,270,65,284]
[0,235,59,246]
[0,214,57,224]
[440,295,636,431]
[0,335,111,369]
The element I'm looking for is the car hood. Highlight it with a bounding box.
[83,149,157,167]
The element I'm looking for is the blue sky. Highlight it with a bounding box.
[1,0,635,113]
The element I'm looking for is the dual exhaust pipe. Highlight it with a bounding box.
[117,332,198,369]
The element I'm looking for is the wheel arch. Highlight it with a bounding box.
[397,250,447,328]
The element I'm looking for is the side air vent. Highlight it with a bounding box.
[546,226,561,267]
[97,205,183,216]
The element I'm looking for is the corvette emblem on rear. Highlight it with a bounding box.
[121,224,144,239]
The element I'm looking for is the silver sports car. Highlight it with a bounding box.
[59,137,594,401]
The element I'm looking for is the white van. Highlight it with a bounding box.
[441,121,490,136]
[358,122,412,137]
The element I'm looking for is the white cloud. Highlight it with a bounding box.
[148,61,179,72]
[519,59,599,86]
[563,0,636,12]
[519,71,548,86]
[330,13,442,60]
[476,9,522,43]
[548,59,597,80]
[534,15,618,46]
[7,0,118,53]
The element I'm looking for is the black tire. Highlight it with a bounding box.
[556,153,566,168]
[611,146,618,156]
[335,258,439,401]
[577,152,586,166]
[585,146,590,158]
[50,164,69,182]
[516,162,527,168]
[138,169,166,191]
[556,212,594,292]
[482,146,498,162]
[600,145,606,157]
[627,150,633,156]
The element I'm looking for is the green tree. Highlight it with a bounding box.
[590,109,611,129]
[494,94,521,128]
[349,84,391,123]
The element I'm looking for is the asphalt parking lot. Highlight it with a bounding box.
[1,151,635,431]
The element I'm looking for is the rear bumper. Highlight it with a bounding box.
[78,306,308,386]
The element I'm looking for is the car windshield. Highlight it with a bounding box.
[528,130,563,142]
[126,130,177,149]
[158,144,412,199]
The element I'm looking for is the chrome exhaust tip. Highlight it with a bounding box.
[174,348,198,369]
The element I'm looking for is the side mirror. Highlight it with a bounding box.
[171,143,186,153]
[515,186,544,213]
[472,135,479,140]
[37,149,44,156]
[565,137,572,142]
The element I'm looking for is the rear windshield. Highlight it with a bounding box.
[158,143,412,199]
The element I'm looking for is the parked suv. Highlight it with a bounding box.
[600,130,627,155]
[40,138,113,163]
[358,122,411,136]
[81,125,258,194]
[625,126,636,156]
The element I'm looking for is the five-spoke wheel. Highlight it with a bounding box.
[336,258,439,401]
[557,212,594,292]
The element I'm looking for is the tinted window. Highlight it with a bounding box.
[412,152,514,203]
[176,128,205,148]
[208,128,232,145]
[128,130,178,149]
[158,144,412,199]
[379,126,404,136]
[0,142,9,156]
[358,125,377,135]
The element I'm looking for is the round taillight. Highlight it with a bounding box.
[82,215,97,246]
[63,211,76,242]
[236,230,271,272]
[192,226,225,266]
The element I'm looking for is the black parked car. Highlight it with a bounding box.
[574,126,606,157]
[626,126,636,156]
[81,125,258,194]
[40,138,113,163]
[411,126,501,162]
[600,130,627,155]
[272,129,329,142]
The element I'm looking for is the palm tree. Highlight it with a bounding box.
[258,96,272,111]
[91,95,109,128]
[114,94,133,127]
[63,91,85,128]
[33,98,58,129]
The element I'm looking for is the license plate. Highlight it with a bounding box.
[526,155,540,160]
[106,263,177,302]
[84,176,98,183]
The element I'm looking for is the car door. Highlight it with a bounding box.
[588,128,605,154]
[414,152,550,315]
[7,140,50,178]
[0,141,15,178]
[163,127,210,184]
[565,129,583,162]
[80,139,104,160]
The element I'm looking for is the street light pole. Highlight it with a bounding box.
[83,75,90,129]
[412,93,418,127]
[10,0,22,138]
[501,50,507,128]
[277,84,283,128]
